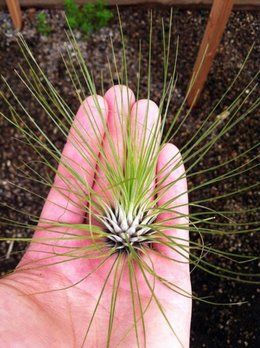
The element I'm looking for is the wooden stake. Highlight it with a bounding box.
[6,0,22,30]
[187,0,234,107]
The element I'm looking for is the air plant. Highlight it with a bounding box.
[0,10,259,348]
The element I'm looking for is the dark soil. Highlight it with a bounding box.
[0,6,259,348]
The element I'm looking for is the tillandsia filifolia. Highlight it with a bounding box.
[0,10,259,348]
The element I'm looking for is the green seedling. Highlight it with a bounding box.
[36,11,52,36]
[64,0,113,34]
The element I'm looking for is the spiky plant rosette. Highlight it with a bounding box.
[0,11,259,348]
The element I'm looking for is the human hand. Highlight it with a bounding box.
[0,85,191,348]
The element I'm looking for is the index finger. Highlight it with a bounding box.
[37,95,108,228]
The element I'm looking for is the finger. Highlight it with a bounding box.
[155,143,189,264]
[22,96,108,264]
[130,99,160,202]
[92,85,135,205]
[131,99,160,157]
[38,95,108,226]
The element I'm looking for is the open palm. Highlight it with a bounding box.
[0,86,191,348]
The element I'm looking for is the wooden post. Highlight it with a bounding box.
[6,0,22,30]
[187,0,234,107]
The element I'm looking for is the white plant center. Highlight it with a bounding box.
[99,204,157,250]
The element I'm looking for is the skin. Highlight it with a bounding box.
[0,85,192,348]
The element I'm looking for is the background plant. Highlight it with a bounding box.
[36,11,52,35]
[64,0,113,33]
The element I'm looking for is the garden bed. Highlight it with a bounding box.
[1,1,260,9]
